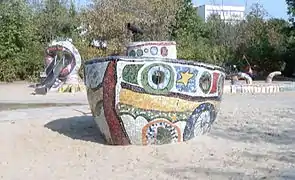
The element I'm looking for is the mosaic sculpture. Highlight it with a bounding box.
[231,72,253,85]
[85,41,225,145]
[266,71,282,83]
[35,39,85,95]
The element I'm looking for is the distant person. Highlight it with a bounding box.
[244,65,257,80]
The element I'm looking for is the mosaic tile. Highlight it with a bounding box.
[85,55,225,146]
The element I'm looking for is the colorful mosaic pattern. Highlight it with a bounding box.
[85,61,109,89]
[210,72,219,94]
[45,40,81,78]
[217,74,225,97]
[142,119,181,145]
[39,40,84,93]
[140,63,175,94]
[122,64,144,85]
[118,103,191,122]
[175,66,198,93]
[199,71,212,94]
[84,57,225,145]
[183,103,216,141]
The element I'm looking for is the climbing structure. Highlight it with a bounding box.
[35,39,85,95]
[84,38,225,145]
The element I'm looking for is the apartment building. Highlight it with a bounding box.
[196,4,245,22]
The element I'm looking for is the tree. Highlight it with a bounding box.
[170,0,213,62]
[0,0,292,82]
[81,0,180,54]
[230,4,289,73]
[282,0,295,76]
[35,0,78,43]
[286,0,295,23]
[0,0,42,81]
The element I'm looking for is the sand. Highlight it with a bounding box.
[0,82,294,180]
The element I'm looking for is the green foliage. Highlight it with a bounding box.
[0,0,81,82]
[170,0,209,61]
[0,0,43,82]
[284,0,295,76]
[287,0,295,23]
[0,0,294,82]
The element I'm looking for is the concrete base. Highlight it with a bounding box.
[224,82,295,94]
[58,83,86,93]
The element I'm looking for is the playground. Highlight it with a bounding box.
[1,1,295,179]
[0,82,294,180]
[1,26,295,179]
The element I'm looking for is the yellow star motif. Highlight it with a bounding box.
[171,114,177,121]
[177,71,194,86]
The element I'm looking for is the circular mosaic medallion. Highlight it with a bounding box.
[183,103,216,141]
[148,66,170,90]
[160,47,168,57]
[140,63,174,94]
[150,46,158,55]
[129,50,136,57]
[137,49,143,57]
[142,119,181,145]
[199,71,212,94]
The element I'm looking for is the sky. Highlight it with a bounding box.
[193,0,289,19]
[76,0,289,20]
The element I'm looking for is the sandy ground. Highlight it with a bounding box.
[0,82,295,180]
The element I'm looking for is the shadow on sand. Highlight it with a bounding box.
[44,116,107,144]
[211,125,295,146]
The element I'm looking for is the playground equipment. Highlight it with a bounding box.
[34,39,85,95]
[231,72,253,85]
[266,71,282,83]
[84,24,226,145]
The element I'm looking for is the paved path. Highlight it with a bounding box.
[0,82,87,104]
[0,80,293,104]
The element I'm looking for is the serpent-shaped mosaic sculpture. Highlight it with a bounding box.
[35,39,85,94]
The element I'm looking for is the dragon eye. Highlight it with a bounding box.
[151,70,165,85]
[148,66,169,90]
[141,64,174,94]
